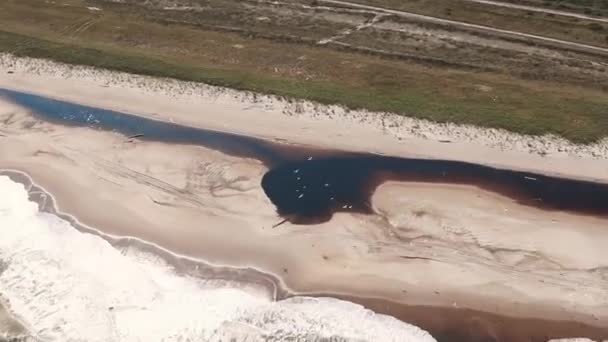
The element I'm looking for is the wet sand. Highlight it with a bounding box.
[0,302,27,338]
[1,56,608,341]
[327,295,608,342]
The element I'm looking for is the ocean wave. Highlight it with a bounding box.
[0,176,436,342]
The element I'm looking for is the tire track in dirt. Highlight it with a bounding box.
[316,0,608,55]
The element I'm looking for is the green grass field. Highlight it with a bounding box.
[1,0,607,143]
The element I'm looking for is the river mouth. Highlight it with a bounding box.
[2,87,608,225]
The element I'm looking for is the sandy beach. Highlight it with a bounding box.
[1,55,607,340]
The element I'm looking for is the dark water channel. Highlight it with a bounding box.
[2,87,608,224]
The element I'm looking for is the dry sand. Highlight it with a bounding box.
[0,54,607,338]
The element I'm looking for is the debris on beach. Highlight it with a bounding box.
[272,218,288,228]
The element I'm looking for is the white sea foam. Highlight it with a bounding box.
[0,176,437,342]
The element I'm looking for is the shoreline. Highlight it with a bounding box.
[0,169,286,300]
[0,171,437,342]
[2,169,607,342]
[1,54,607,183]
[0,55,607,340]
[0,301,27,340]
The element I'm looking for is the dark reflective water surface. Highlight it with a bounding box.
[0,88,288,164]
[2,87,608,224]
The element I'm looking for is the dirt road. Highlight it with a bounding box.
[317,0,608,54]
[466,0,608,23]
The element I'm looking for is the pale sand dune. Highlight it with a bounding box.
[0,95,607,333]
